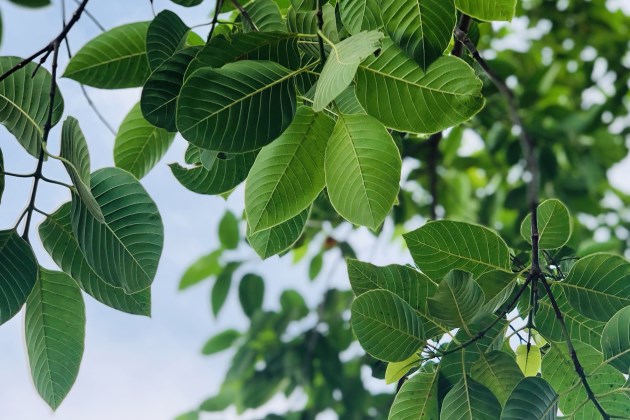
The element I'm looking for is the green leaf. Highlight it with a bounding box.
[201,329,241,355]
[60,117,105,223]
[177,60,299,153]
[8,0,51,7]
[388,368,439,419]
[280,289,309,320]
[381,0,456,69]
[313,30,383,112]
[351,289,424,362]
[0,229,37,325]
[355,38,484,134]
[441,375,502,420]
[560,253,630,321]
[39,202,151,316]
[501,377,558,420]
[245,106,335,233]
[71,167,164,293]
[0,56,64,157]
[325,113,401,230]
[170,0,202,6]
[309,252,323,280]
[114,103,175,179]
[247,206,310,259]
[238,273,264,318]
[516,344,541,377]
[146,10,189,71]
[339,0,382,35]
[64,22,150,89]
[244,0,286,32]
[334,86,366,114]
[471,351,523,406]
[25,268,85,410]
[218,211,240,250]
[212,262,240,317]
[427,269,486,330]
[601,306,630,374]
[520,199,571,249]
[385,353,420,385]
[476,270,517,314]
[179,249,222,290]
[404,220,511,281]
[455,0,516,22]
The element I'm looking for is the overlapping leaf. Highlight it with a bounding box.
[247,206,310,259]
[385,353,420,385]
[471,351,523,406]
[601,306,630,374]
[339,0,382,35]
[0,229,37,325]
[427,269,486,330]
[520,199,571,249]
[388,368,439,419]
[244,0,286,32]
[455,0,516,22]
[146,10,189,71]
[501,377,558,420]
[441,375,502,420]
[476,269,517,314]
[516,344,541,377]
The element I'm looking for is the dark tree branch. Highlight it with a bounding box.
[71,0,106,31]
[208,0,225,40]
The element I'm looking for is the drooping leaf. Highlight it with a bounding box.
[404,220,511,281]
[381,0,456,69]
[8,0,51,7]
[39,202,151,316]
[441,375,502,420]
[0,229,38,325]
[560,253,630,321]
[247,206,310,259]
[238,273,264,318]
[520,199,571,249]
[179,249,222,290]
[471,351,523,406]
[25,268,85,410]
[385,353,420,385]
[170,0,203,6]
[455,0,517,22]
[114,103,175,179]
[351,289,424,362]
[201,329,241,355]
[516,344,541,377]
[245,106,335,233]
[601,306,630,374]
[325,113,401,230]
[501,377,558,420]
[355,39,484,134]
[427,269,486,330]
[177,60,298,153]
[339,0,382,35]
[71,167,164,293]
[218,211,240,250]
[146,10,189,71]
[388,368,439,419]
[244,0,286,32]
[212,262,241,317]
[313,30,383,112]
[0,56,64,157]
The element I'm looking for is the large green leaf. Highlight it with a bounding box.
[64,22,150,89]
[455,0,516,22]
[0,229,37,325]
[601,306,630,374]
[177,60,298,153]
[245,106,334,233]
[560,253,630,321]
[388,368,439,419]
[351,289,424,362]
[476,269,517,314]
[427,269,486,330]
[313,30,383,112]
[441,375,502,420]
[238,273,264,318]
[520,199,571,249]
[71,167,164,293]
[339,0,382,35]
[25,269,85,410]
[325,113,401,230]
[247,206,310,260]
[471,351,523,406]
[404,220,511,281]
[381,0,456,69]
[146,10,189,71]
[500,377,558,420]
[355,38,484,134]
[39,202,151,316]
[244,0,286,32]
[0,56,64,157]
[114,103,175,179]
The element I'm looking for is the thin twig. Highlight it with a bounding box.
[0,171,35,178]
[208,0,225,39]
[72,0,106,31]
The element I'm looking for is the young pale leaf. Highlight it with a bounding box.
[179,249,223,290]
[64,22,150,89]
[39,202,151,316]
[520,199,571,249]
[244,0,286,32]
[201,329,241,355]
[356,39,484,134]
[351,289,424,362]
[25,269,85,410]
[441,376,502,420]
[515,344,541,377]
[455,0,516,22]
[381,0,456,69]
[247,206,310,260]
[385,353,420,385]
[427,269,486,330]
[245,107,334,233]
[0,229,37,325]
[560,253,630,321]
[388,368,439,419]
[471,351,523,406]
[313,30,383,112]
[325,114,401,230]
[238,273,264,318]
[114,103,175,179]
[146,10,189,71]
[60,117,104,223]
[71,167,164,294]
[339,0,382,35]
[0,57,64,157]
[211,262,241,317]
[601,306,630,374]
[404,220,511,281]
[177,60,298,153]
[501,377,558,420]
[218,211,240,250]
